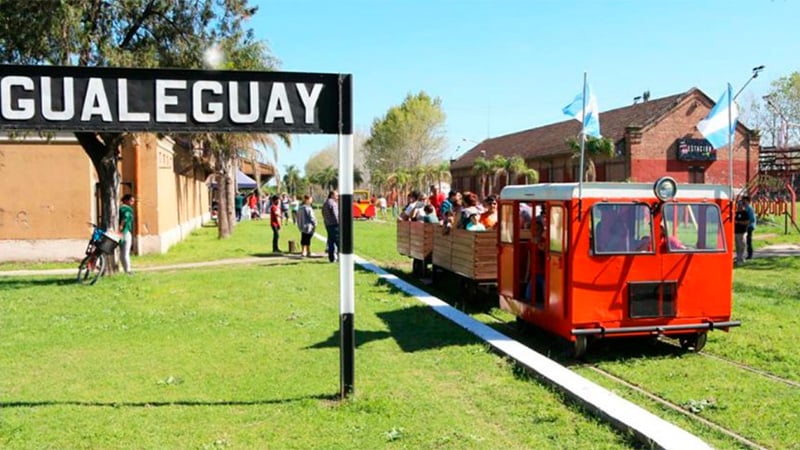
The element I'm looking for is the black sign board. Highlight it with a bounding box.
[676,138,716,161]
[0,65,349,134]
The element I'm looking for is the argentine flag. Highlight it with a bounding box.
[563,84,601,138]
[697,84,738,149]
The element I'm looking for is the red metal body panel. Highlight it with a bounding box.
[498,183,736,344]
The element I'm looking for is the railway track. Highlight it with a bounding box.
[473,310,771,450]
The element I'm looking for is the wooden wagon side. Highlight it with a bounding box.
[409,222,436,261]
[433,228,497,282]
[396,220,411,257]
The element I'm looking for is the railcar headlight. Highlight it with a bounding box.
[654,176,677,201]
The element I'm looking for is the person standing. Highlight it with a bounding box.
[296,194,317,257]
[378,194,387,219]
[322,190,340,262]
[234,191,245,222]
[742,195,757,259]
[118,194,135,274]
[429,185,445,219]
[269,194,282,253]
[734,200,749,264]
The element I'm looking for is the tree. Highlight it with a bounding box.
[0,0,268,256]
[748,72,800,147]
[283,165,302,196]
[566,136,615,182]
[472,157,493,198]
[489,155,508,195]
[364,92,447,175]
[505,156,528,186]
[432,161,452,192]
[386,169,411,202]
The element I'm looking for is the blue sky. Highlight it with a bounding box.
[253,0,800,175]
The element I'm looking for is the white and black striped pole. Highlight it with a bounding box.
[338,74,355,397]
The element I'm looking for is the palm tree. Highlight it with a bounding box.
[387,168,411,201]
[433,161,452,192]
[489,155,508,194]
[472,157,493,198]
[520,167,540,185]
[505,156,528,186]
[567,136,615,182]
[370,169,388,196]
[283,164,302,196]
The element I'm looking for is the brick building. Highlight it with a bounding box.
[450,88,761,194]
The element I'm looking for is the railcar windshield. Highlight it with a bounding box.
[661,203,726,253]
[591,203,653,255]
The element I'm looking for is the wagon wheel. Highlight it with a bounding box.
[573,335,588,359]
[678,332,707,352]
[412,259,422,277]
[466,279,481,305]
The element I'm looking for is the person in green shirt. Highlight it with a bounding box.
[119,194,135,274]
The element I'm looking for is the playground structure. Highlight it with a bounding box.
[753,147,800,233]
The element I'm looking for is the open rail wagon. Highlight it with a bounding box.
[396,219,527,288]
[498,178,741,356]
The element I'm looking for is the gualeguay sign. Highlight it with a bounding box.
[676,138,716,162]
[0,65,349,134]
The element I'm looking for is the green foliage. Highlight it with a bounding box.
[364,91,447,175]
[0,0,275,238]
[566,136,615,182]
[282,165,303,195]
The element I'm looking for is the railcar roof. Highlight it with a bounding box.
[500,182,733,201]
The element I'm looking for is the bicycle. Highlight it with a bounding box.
[77,223,120,285]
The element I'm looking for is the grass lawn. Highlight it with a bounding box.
[0,230,630,449]
[2,215,799,448]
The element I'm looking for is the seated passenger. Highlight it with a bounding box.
[421,204,439,224]
[663,225,687,251]
[480,195,498,229]
[465,213,486,231]
[458,192,481,229]
[595,211,631,252]
[442,211,455,235]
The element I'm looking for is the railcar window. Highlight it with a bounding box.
[661,203,726,253]
[591,203,653,255]
[549,206,564,253]
[500,204,514,243]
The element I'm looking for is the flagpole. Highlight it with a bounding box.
[578,72,587,204]
[727,83,734,202]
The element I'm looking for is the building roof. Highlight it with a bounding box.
[450,88,708,170]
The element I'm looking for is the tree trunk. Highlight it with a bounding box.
[75,132,122,273]
[585,159,597,182]
[215,153,235,239]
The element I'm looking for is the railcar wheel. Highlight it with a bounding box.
[678,332,707,352]
[573,335,588,359]
[515,316,529,334]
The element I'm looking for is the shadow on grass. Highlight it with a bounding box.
[738,255,799,271]
[307,304,482,353]
[0,276,75,290]
[1,392,343,409]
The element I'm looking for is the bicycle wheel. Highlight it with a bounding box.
[77,253,106,285]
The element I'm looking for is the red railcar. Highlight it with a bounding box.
[497,178,740,356]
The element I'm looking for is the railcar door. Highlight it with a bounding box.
[547,203,567,318]
[497,201,516,299]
